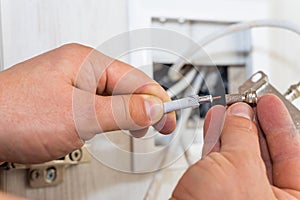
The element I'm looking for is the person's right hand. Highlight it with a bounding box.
[0,44,176,164]
[172,94,300,199]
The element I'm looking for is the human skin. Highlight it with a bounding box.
[171,94,300,200]
[0,43,176,164]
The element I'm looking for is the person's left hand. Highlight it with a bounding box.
[171,95,300,200]
[0,43,176,163]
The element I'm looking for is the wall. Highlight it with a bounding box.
[269,0,300,106]
[0,0,129,69]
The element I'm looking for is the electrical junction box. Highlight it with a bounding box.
[127,0,271,173]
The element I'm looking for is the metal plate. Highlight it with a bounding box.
[238,71,300,131]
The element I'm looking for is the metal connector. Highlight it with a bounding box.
[225,90,258,105]
[238,71,300,131]
[164,91,258,113]
[284,82,300,102]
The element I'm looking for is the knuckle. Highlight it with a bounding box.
[57,43,92,58]
[53,43,93,71]
[60,43,85,51]
[226,117,258,134]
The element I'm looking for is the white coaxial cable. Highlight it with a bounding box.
[168,19,300,81]
[166,68,197,98]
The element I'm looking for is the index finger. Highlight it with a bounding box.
[257,94,300,190]
[202,105,225,156]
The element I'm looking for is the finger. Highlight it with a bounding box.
[220,103,259,156]
[106,59,176,134]
[257,94,300,190]
[152,113,175,134]
[253,107,273,183]
[130,128,149,138]
[73,88,164,140]
[202,105,226,156]
[82,50,176,134]
[0,192,27,200]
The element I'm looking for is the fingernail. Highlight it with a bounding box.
[228,103,254,120]
[144,97,163,123]
[130,129,148,138]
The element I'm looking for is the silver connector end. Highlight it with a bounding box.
[225,90,258,105]
[284,82,300,102]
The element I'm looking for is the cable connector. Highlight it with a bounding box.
[225,90,258,105]
[284,82,300,102]
[163,95,220,113]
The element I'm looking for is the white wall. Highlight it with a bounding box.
[0,0,129,68]
[268,0,300,106]
[2,0,299,98]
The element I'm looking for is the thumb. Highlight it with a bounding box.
[107,94,163,131]
[103,94,164,131]
[220,103,259,155]
[73,88,164,140]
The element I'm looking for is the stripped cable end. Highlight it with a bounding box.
[212,96,222,101]
[198,95,221,104]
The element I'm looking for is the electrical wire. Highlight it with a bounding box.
[166,68,197,98]
[179,71,207,165]
[144,19,300,198]
[167,19,300,167]
[143,71,206,200]
[168,19,300,81]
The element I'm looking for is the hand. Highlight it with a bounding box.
[172,94,300,199]
[0,192,27,200]
[0,43,176,163]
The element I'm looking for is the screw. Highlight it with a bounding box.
[69,149,82,161]
[30,169,41,181]
[45,167,56,182]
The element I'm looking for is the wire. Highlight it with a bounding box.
[168,19,300,81]
[166,68,197,99]
[179,71,207,166]
[168,19,300,166]
[143,71,206,200]
[143,19,300,197]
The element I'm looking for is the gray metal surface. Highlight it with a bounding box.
[238,71,300,131]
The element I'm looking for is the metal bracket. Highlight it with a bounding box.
[0,146,91,188]
[238,71,300,131]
